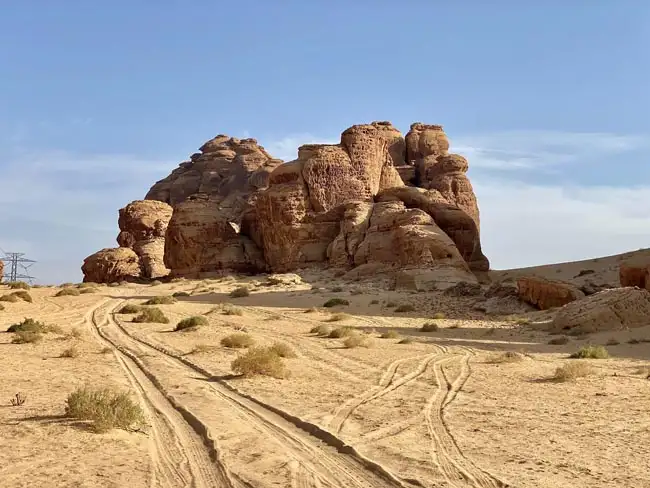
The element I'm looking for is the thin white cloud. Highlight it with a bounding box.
[262,134,338,161]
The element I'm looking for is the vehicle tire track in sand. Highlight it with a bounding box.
[87,300,238,488]
[105,299,409,488]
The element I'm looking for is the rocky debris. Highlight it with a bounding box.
[393,267,479,292]
[164,194,264,277]
[81,248,141,283]
[117,200,173,279]
[517,276,585,310]
[485,281,518,299]
[262,273,304,287]
[145,136,282,207]
[579,281,614,296]
[444,281,483,297]
[473,296,535,316]
[619,258,650,290]
[550,287,650,334]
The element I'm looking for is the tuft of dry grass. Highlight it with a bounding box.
[174,316,208,331]
[60,345,80,358]
[65,386,145,433]
[12,331,42,344]
[7,281,30,290]
[118,304,142,314]
[380,330,401,339]
[343,334,371,348]
[323,298,350,308]
[326,313,351,323]
[172,291,190,297]
[486,351,525,364]
[132,307,169,324]
[230,286,251,298]
[7,317,60,334]
[79,287,99,294]
[0,294,20,303]
[420,322,439,332]
[548,336,570,345]
[221,333,255,349]
[188,344,217,355]
[10,291,33,302]
[394,304,416,313]
[231,347,288,378]
[222,304,244,316]
[310,324,331,336]
[68,328,82,340]
[569,345,609,359]
[99,347,112,354]
[328,326,355,338]
[552,362,593,382]
[55,288,80,297]
[268,342,296,358]
[143,295,176,305]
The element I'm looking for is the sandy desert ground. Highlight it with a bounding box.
[2,251,650,488]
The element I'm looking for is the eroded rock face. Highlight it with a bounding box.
[619,259,650,290]
[550,287,650,334]
[517,276,585,310]
[164,194,264,277]
[81,248,141,283]
[117,200,173,279]
[0,261,3,283]
[145,136,282,207]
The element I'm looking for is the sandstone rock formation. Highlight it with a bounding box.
[550,287,650,334]
[517,276,585,310]
[146,135,282,207]
[83,120,491,283]
[619,258,650,290]
[81,248,141,283]
[0,260,3,283]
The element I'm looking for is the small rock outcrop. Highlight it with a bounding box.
[550,287,650,334]
[619,259,650,290]
[517,276,585,310]
[81,248,141,283]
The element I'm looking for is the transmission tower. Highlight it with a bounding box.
[1,250,36,284]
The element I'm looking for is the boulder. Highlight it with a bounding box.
[164,194,265,277]
[550,287,650,334]
[81,248,141,283]
[619,259,650,290]
[145,136,282,207]
[517,276,585,310]
[117,200,173,279]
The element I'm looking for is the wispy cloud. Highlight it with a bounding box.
[262,134,338,161]
[453,130,648,172]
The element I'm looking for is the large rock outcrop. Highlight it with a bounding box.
[619,258,650,290]
[83,120,491,282]
[517,276,585,310]
[81,248,141,283]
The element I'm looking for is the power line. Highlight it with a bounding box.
[1,251,36,284]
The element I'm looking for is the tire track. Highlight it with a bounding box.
[103,299,409,488]
[87,300,238,488]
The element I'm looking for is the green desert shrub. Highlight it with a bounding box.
[172,291,190,297]
[175,316,208,331]
[231,347,288,378]
[394,304,416,313]
[143,295,176,305]
[229,286,251,298]
[323,298,349,308]
[55,288,80,297]
[221,333,255,349]
[65,386,145,433]
[132,307,169,324]
[569,345,609,359]
[118,304,142,314]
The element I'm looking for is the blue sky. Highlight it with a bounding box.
[1,1,649,283]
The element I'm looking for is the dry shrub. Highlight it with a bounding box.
[398,337,414,344]
[231,347,288,378]
[0,294,20,303]
[118,304,142,314]
[12,331,42,344]
[60,345,80,358]
[8,281,30,290]
[11,291,32,302]
[143,295,176,305]
[570,345,609,359]
[326,313,351,323]
[55,288,80,297]
[268,342,296,358]
[175,316,208,331]
[328,326,355,338]
[343,334,371,348]
[65,386,145,433]
[188,344,217,355]
[432,312,446,320]
[380,330,401,339]
[552,362,593,382]
[323,298,349,308]
[548,336,570,345]
[486,351,525,364]
[395,304,416,313]
[100,347,112,354]
[132,307,169,324]
[172,291,190,297]
[77,282,97,289]
[221,333,255,349]
[79,287,98,294]
[222,304,244,316]
[7,317,59,334]
[310,324,331,336]
[420,322,439,332]
[230,287,250,298]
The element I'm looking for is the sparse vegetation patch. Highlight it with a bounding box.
[65,386,145,433]
[552,362,593,382]
[132,307,170,324]
[221,333,255,349]
[231,347,288,378]
[328,326,355,338]
[7,281,30,290]
[569,345,609,359]
[310,325,331,336]
[175,316,208,331]
[268,342,296,358]
[343,334,371,348]
[323,298,349,308]
[420,322,439,332]
[143,295,176,305]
